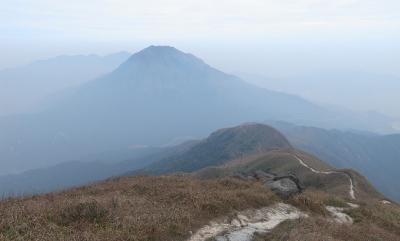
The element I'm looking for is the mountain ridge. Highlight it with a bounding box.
[136,123,293,175]
[0,123,384,203]
[0,52,130,117]
[0,46,397,176]
[270,121,400,201]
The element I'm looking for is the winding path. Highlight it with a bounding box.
[293,155,356,200]
[187,157,361,241]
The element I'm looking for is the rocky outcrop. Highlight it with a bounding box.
[266,177,302,197]
[233,171,303,197]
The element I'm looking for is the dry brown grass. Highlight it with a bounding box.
[346,202,400,236]
[0,175,277,241]
[287,190,350,216]
[257,193,400,241]
[1,173,398,241]
[256,216,400,241]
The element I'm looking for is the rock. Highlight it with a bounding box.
[233,170,277,183]
[232,173,257,182]
[188,203,307,241]
[232,173,248,181]
[254,170,274,181]
[232,171,303,197]
[246,175,257,181]
[265,175,302,197]
[326,206,354,224]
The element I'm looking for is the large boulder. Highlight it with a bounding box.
[233,170,303,197]
[265,175,303,197]
[254,170,275,181]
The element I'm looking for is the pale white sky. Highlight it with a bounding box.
[1,0,400,67]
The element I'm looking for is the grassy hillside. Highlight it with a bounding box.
[271,121,400,201]
[0,123,393,240]
[0,123,384,204]
[0,176,277,241]
[0,175,398,241]
[195,150,384,201]
[135,123,292,175]
[258,194,400,241]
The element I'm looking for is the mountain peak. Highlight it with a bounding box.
[208,123,293,150]
[111,45,220,84]
[139,45,181,54]
[125,45,202,64]
[143,123,293,174]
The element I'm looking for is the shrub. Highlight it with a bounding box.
[53,200,109,226]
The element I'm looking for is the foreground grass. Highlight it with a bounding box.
[256,192,400,241]
[255,216,400,241]
[0,176,277,241]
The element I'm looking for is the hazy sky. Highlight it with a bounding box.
[2,0,400,66]
[1,0,400,117]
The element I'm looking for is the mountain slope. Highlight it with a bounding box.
[194,149,384,201]
[0,146,166,196]
[239,71,400,123]
[271,121,400,201]
[131,123,383,201]
[0,123,383,202]
[138,123,292,174]
[0,52,130,116]
[0,124,290,196]
[1,174,398,241]
[0,46,323,174]
[0,124,396,241]
[0,46,395,175]
[0,123,394,241]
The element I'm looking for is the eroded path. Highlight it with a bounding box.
[187,203,307,241]
[325,202,359,224]
[293,155,356,200]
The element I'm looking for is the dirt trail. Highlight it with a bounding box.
[326,206,353,224]
[187,160,362,241]
[187,203,307,241]
[293,155,356,200]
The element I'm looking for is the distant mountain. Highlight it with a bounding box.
[0,145,167,196]
[239,71,400,127]
[133,123,383,200]
[0,52,130,116]
[0,123,288,196]
[270,121,400,201]
[138,123,292,174]
[0,46,396,175]
[0,123,383,203]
